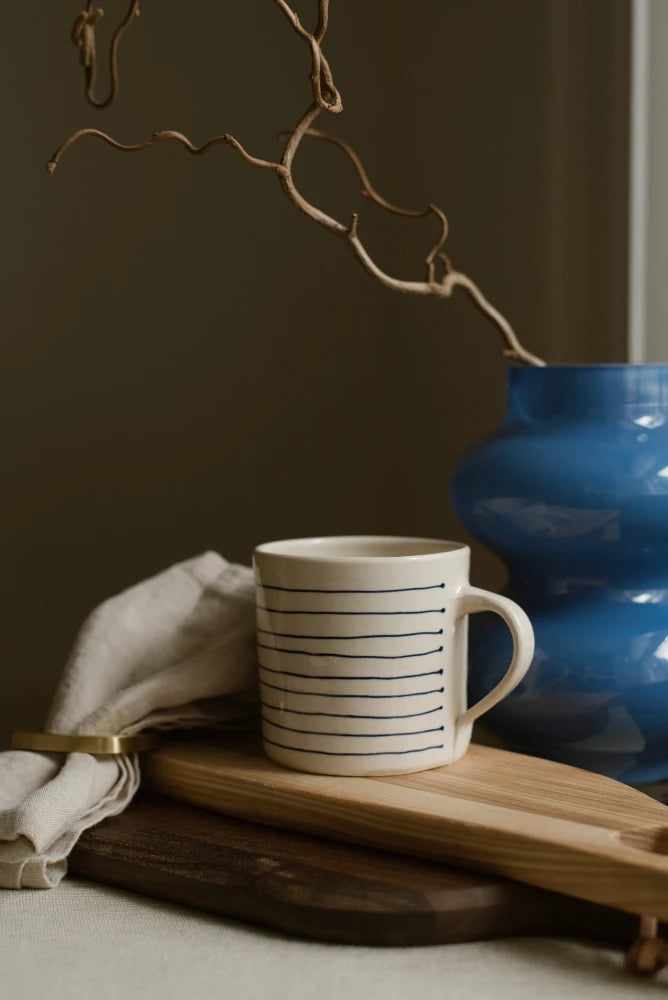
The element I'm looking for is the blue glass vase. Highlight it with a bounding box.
[450,364,668,784]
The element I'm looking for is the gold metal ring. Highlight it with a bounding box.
[10,730,162,755]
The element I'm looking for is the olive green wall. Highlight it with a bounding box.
[1,1,629,743]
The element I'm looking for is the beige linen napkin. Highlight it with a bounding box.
[0,552,259,889]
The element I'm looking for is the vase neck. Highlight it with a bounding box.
[506,365,668,423]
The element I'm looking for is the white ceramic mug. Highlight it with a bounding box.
[253,536,534,776]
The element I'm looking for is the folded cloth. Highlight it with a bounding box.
[0,552,259,889]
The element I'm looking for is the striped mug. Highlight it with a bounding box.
[253,536,534,776]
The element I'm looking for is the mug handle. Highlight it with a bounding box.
[454,586,535,735]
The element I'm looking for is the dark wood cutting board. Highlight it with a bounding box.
[70,792,641,947]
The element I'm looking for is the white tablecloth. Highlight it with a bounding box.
[2,879,666,999]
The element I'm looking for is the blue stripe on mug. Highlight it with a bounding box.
[263,737,444,757]
[257,628,444,640]
[263,719,445,738]
[258,583,445,594]
[259,679,445,699]
[257,606,446,616]
[257,643,444,660]
[258,664,444,681]
[260,701,444,720]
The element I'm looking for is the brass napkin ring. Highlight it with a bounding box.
[10,730,162,755]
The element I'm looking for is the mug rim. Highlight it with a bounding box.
[254,535,469,563]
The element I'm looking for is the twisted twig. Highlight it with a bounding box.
[290,128,449,283]
[51,0,545,367]
[71,1,140,109]
[273,0,341,112]
[47,128,283,176]
[293,128,544,365]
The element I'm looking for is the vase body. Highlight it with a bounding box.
[450,364,668,784]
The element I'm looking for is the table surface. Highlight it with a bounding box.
[3,878,667,1000]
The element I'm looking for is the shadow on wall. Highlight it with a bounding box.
[0,0,627,742]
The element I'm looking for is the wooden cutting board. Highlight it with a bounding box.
[142,734,668,920]
[69,791,640,946]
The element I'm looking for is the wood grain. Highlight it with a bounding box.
[142,735,668,919]
[70,792,639,946]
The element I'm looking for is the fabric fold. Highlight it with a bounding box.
[0,552,259,889]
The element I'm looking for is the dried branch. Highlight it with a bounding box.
[273,0,341,112]
[72,1,140,109]
[300,128,432,219]
[51,0,545,367]
[288,126,545,366]
[294,128,449,283]
[314,0,329,43]
[47,129,283,177]
[440,259,546,366]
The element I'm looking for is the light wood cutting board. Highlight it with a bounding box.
[142,734,668,920]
